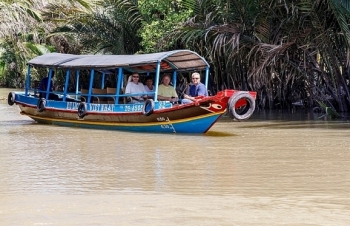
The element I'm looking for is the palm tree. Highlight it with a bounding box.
[0,0,48,87]
[47,0,143,54]
[169,0,350,112]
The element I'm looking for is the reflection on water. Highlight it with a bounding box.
[1,88,350,225]
[205,130,237,137]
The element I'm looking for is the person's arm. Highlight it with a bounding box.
[172,89,178,102]
[183,94,195,101]
[183,86,196,101]
[157,95,173,101]
[183,85,193,100]
[157,92,177,102]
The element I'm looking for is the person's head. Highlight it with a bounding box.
[131,73,140,84]
[161,74,171,86]
[145,77,153,88]
[191,72,201,85]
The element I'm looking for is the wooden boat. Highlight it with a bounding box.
[7,50,257,133]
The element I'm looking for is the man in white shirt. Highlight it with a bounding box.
[125,73,146,103]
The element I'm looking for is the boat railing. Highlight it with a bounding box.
[91,92,156,99]
[25,85,156,104]
[78,89,156,104]
[29,81,66,99]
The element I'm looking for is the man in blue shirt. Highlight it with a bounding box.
[39,71,55,99]
[181,72,208,104]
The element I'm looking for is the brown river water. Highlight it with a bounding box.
[1,88,350,225]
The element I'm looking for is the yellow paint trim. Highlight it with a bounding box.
[22,111,224,127]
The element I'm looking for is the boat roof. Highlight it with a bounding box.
[27,50,210,72]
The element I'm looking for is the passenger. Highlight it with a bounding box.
[39,70,57,100]
[144,77,154,99]
[125,73,147,103]
[157,74,178,103]
[181,72,208,104]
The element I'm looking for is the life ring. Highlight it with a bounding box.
[7,92,15,106]
[37,98,46,112]
[78,102,87,118]
[142,99,154,116]
[227,92,256,120]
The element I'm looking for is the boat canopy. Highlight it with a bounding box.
[27,50,210,72]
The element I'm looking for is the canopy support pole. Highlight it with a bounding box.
[205,67,209,89]
[101,73,105,89]
[116,68,123,103]
[25,66,31,96]
[75,70,80,99]
[154,62,161,102]
[45,69,54,100]
[172,71,177,88]
[87,69,95,103]
[63,70,70,101]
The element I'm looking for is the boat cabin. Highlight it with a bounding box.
[25,50,210,108]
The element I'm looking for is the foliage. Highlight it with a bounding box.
[46,0,143,54]
[0,0,53,87]
[138,0,192,52]
[168,0,350,111]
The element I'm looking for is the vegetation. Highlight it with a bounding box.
[1,0,350,112]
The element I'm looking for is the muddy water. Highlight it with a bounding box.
[1,88,350,225]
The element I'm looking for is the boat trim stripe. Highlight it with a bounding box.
[21,111,223,127]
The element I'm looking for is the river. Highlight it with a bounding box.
[1,88,350,225]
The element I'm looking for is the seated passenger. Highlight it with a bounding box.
[157,74,178,103]
[39,71,58,100]
[144,76,154,99]
[125,73,147,103]
[181,72,208,104]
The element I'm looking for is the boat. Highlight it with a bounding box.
[7,50,257,133]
